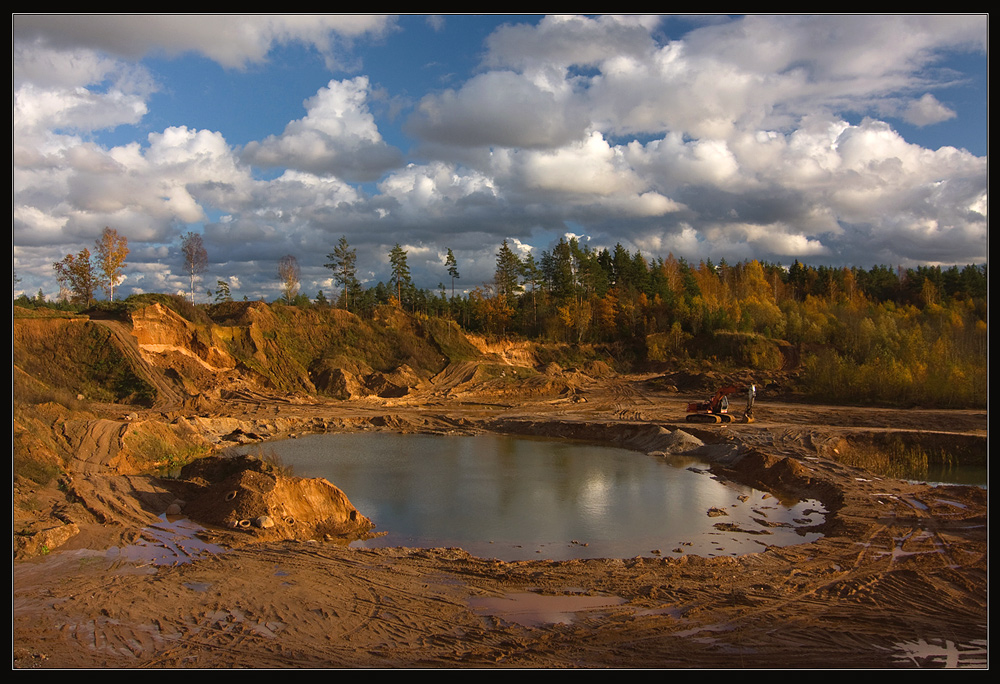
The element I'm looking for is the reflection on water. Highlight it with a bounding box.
[247,432,826,561]
[909,464,988,487]
[111,516,226,567]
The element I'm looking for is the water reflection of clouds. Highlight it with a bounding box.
[248,433,826,562]
[577,473,612,521]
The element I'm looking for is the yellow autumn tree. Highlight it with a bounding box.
[734,260,783,335]
[94,227,129,301]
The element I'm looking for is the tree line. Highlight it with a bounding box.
[34,231,986,341]
[259,235,987,407]
[17,231,987,408]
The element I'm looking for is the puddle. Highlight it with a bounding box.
[109,515,226,566]
[890,637,988,668]
[470,590,627,628]
[933,498,968,509]
[182,582,213,592]
[902,497,929,511]
[14,516,227,598]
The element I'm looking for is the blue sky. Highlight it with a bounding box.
[13,14,988,303]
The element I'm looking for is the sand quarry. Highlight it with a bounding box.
[13,373,988,669]
[12,306,988,668]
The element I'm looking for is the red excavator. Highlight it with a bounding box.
[685,384,756,423]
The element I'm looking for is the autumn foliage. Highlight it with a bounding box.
[440,239,986,409]
[34,232,987,410]
[52,227,129,306]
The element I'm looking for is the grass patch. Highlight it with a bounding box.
[835,433,975,481]
[13,455,63,487]
[221,445,296,477]
[256,446,295,477]
[123,426,210,476]
[123,293,213,325]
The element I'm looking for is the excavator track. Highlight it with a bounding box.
[685,412,735,423]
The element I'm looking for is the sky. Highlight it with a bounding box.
[13,14,989,303]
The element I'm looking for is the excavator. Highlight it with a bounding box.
[685,384,756,423]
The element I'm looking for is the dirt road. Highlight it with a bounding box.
[12,378,989,669]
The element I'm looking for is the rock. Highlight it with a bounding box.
[311,365,369,400]
[14,522,80,558]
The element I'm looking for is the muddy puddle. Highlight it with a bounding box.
[13,516,227,598]
[470,587,692,629]
[109,515,226,567]
[470,590,628,628]
[890,638,989,668]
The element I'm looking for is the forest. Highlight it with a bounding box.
[18,235,988,410]
[293,236,987,409]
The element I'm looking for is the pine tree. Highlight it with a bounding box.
[389,243,412,308]
[325,236,360,312]
[445,248,460,299]
[494,239,523,303]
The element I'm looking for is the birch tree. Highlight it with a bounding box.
[278,254,301,304]
[94,227,129,301]
[181,232,208,304]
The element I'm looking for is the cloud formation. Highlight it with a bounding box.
[242,77,403,181]
[12,14,987,302]
[13,14,395,68]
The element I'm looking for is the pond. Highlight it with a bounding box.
[242,432,826,561]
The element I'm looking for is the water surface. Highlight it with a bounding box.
[247,432,825,561]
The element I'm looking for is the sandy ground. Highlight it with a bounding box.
[12,378,989,669]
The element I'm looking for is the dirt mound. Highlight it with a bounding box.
[583,359,614,377]
[175,454,374,542]
[311,364,368,399]
[365,364,422,398]
[13,317,161,405]
[16,302,598,413]
[428,361,580,401]
[311,362,424,399]
[131,302,236,371]
[653,428,705,454]
[465,334,537,367]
